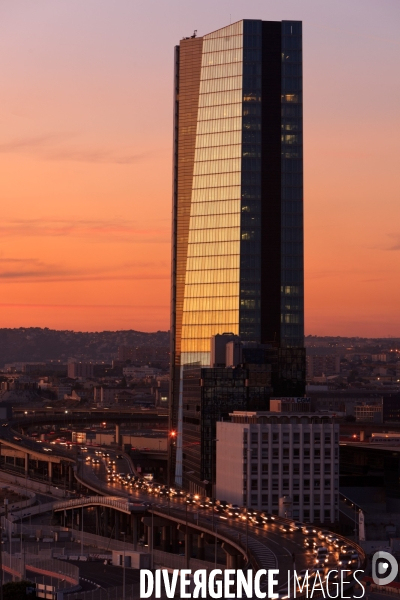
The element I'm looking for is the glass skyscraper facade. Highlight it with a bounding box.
[170,20,304,484]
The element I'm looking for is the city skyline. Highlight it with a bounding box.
[1,0,399,336]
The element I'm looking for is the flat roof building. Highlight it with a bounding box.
[217,412,339,524]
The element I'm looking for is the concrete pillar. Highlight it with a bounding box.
[226,554,239,569]
[143,524,149,546]
[161,526,170,552]
[171,525,179,553]
[24,453,29,475]
[95,506,101,536]
[115,424,120,447]
[185,533,192,568]
[48,461,53,481]
[114,511,119,539]
[149,524,154,558]
[131,515,138,550]
[104,508,109,535]
[197,534,205,560]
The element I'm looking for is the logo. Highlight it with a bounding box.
[372,551,398,586]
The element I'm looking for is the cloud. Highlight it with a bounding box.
[0,134,68,152]
[0,256,169,283]
[0,218,170,243]
[0,133,156,164]
[387,234,400,251]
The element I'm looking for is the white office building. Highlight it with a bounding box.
[216,412,339,524]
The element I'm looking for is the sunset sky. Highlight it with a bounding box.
[0,0,399,336]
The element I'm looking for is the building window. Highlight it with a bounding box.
[251,433,258,444]
[262,432,268,444]
[314,464,320,474]
[324,494,331,504]
[251,495,258,506]
[262,479,268,490]
[251,463,258,474]
[314,448,320,459]
[262,449,268,459]
[283,432,289,443]
[262,464,268,474]
[324,509,331,519]
[283,448,289,458]
[251,480,258,491]
[314,433,320,444]
[272,464,279,474]
[243,432,248,445]
[293,494,299,504]
[283,464,289,474]
[272,433,279,443]
[304,464,310,474]
[314,509,320,520]
[324,434,331,444]
[293,432,300,443]
[283,479,289,490]
[304,432,310,444]
[303,448,310,458]
[293,448,300,459]
[272,494,279,505]
[303,479,310,489]
[325,449,331,459]
[293,464,300,475]
[324,464,331,475]
[314,480,320,490]
[303,509,310,519]
[303,494,310,505]
[272,479,279,490]
[262,494,268,504]
[293,479,299,490]
[272,449,279,458]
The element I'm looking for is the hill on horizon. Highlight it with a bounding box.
[0,327,170,366]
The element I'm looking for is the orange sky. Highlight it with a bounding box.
[0,0,399,336]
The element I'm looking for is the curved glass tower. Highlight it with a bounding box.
[170,20,304,484]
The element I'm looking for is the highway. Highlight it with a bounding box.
[0,426,365,597]
[75,446,363,596]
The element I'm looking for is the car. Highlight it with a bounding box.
[1,423,8,427]
[338,553,351,566]
[302,525,312,535]
[250,515,264,526]
[341,544,353,554]
[325,534,335,544]
[318,530,330,540]
[314,545,328,555]
[304,537,316,549]
[315,551,329,564]
[290,521,303,531]
[13,436,22,441]
[280,524,294,533]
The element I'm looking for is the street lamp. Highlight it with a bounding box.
[121,531,126,600]
[81,506,84,557]
[211,439,218,532]
[168,430,177,489]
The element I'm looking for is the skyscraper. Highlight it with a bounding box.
[170,20,304,484]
